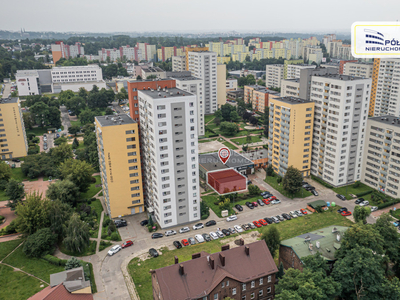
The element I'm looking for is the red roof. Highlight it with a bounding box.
[28,284,93,300]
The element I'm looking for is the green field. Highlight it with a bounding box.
[80,175,102,199]
[231,135,262,145]
[222,141,239,150]
[332,182,375,200]
[265,176,313,199]
[128,208,353,300]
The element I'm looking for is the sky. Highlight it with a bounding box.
[2,0,400,34]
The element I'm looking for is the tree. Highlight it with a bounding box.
[220,122,239,136]
[248,184,261,195]
[23,228,56,257]
[48,200,73,239]
[104,107,113,115]
[353,206,371,224]
[5,179,24,209]
[65,257,82,270]
[59,159,94,192]
[261,226,280,258]
[68,124,81,136]
[0,161,12,181]
[282,166,303,195]
[46,179,80,206]
[63,213,90,253]
[15,192,49,235]
[51,142,73,164]
[72,137,80,149]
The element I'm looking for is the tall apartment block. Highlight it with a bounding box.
[95,114,144,218]
[51,41,84,64]
[268,97,315,177]
[138,88,200,228]
[172,56,186,72]
[343,62,373,78]
[0,97,28,159]
[265,64,284,88]
[361,116,400,197]
[370,59,400,117]
[310,75,372,187]
[188,51,218,114]
[244,85,279,113]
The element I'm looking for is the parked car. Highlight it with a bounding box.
[371,206,378,212]
[259,219,268,226]
[336,194,346,200]
[188,237,196,245]
[245,202,254,209]
[234,225,243,232]
[228,227,236,234]
[193,223,204,230]
[337,207,348,213]
[282,213,291,220]
[226,215,238,222]
[165,230,177,236]
[252,201,258,207]
[235,204,243,211]
[121,241,133,248]
[242,224,250,231]
[149,248,159,257]
[195,234,205,243]
[173,241,183,249]
[355,198,365,204]
[253,221,262,228]
[151,233,164,239]
[359,201,370,207]
[222,229,230,236]
[300,208,308,215]
[114,219,127,228]
[140,220,148,226]
[202,233,211,242]
[216,231,224,238]
[210,232,218,239]
[257,199,265,206]
[181,239,189,246]
[271,199,281,204]
[289,211,298,218]
[341,211,352,217]
[248,223,256,229]
[108,245,122,256]
[262,199,270,205]
[206,220,217,227]
[179,227,190,233]
[311,190,318,196]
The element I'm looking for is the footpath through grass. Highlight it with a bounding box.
[265,176,312,199]
[128,208,353,300]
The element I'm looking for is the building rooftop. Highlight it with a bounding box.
[199,151,253,172]
[152,241,278,300]
[95,114,135,127]
[280,225,349,261]
[139,87,194,99]
[242,149,269,161]
[369,115,400,128]
[0,97,19,104]
[273,96,313,105]
[312,74,368,81]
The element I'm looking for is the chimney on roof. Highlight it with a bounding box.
[219,253,225,266]
[210,256,215,269]
[179,264,184,275]
[239,238,244,246]
[221,244,230,251]
[245,245,250,256]
[174,256,179,264]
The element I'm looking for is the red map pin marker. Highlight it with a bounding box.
[218,147,231,164]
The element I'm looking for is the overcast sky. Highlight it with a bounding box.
[2,0,400,33]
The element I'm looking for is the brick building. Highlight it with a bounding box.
[151,240,278,300]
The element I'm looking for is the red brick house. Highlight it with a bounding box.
[151,240,278,300]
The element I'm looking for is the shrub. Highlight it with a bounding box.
[42,254,67,266]
[110,232,119,241]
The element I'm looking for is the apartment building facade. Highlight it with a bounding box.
[244,85,279,113]
[310,75,371,187]
[188,51,218,114]
[265,64,284,88]
[138,88,200,228]
[0,97,28,159]
[172,56,186,72]
[343,62,373,78]
[268,97,315,177]
[361,116,400,197]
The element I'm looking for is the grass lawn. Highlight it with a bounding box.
[59,240,97,257]
[128,209,353,300]
[222,140,239,150]
[332,182,375,200]
[26,125,64,136]
[0,189,8,201]
[204,114,215,124]
[3,245,65,282]
[0,264,47,300]
[231,135,262,145]
[80,175,102,200]
[0,239,23,261]
[265,176,313,199]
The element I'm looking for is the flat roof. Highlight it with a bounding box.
[369,115,400,128]
[273,96,313,105]
[0,97,19,104]
[199,151,253,172]
[139,87,193,99]
[95,114,135,127]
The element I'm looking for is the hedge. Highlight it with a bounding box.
[42,254,67,266]
[355,190,373,197]
[377,199,400,210]
[311,175,334,189]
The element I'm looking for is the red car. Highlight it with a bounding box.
[262,199,270,205]
[181,239,189,246]
[121,240,133,248]
[259,219,268,226]
[341,211,352,217]
[252,202,258,207]
[253,221,262,228]
[269,196,277,201]
[300,208,308,215]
